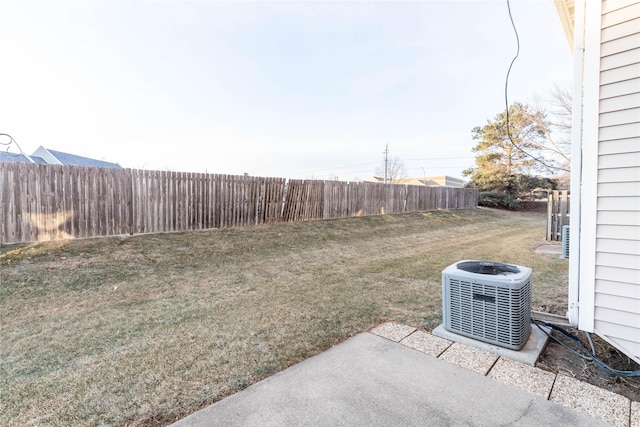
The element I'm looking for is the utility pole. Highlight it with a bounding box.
[383,143,389,184]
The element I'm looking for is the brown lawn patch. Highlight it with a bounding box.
[1,208,574,425]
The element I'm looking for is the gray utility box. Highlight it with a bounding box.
[442,260,532,350]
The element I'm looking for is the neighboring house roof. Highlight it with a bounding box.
[30,155,47,164]
[45,148,122,169]
[31,146,122,169]
[0,151,34,163]
[0,146,123,169]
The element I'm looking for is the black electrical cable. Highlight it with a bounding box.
[0,133,23,156]
[586,331,598,357]
[504,0,570,174]
[533,319,640,377]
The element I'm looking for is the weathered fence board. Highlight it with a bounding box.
[0,163,477,243]
[547,190,570,241]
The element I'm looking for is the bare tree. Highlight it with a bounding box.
[375,150,407,184]
[532,83,573,174]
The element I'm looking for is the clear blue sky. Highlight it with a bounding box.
[1,0,572,181]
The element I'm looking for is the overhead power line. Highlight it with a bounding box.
[504,0,569,174]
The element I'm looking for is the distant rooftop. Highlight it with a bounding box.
[364,175,466,188]
[46,148,122,169]
[31,156,47,164]
[0,151,33,163]
[1,146,122,169]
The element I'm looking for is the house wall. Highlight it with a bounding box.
[589,0,640,364]
[362,176,465,188]
[420,176,465,188]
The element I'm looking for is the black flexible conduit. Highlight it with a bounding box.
[533,319,640,377]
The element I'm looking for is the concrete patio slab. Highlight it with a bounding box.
[172,333,609,427]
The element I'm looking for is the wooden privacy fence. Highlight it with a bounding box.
[547,190,570,241]
[1,163,478,244]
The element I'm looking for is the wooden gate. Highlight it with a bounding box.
[547,190,570,241]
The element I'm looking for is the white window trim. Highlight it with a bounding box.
[577,0,602,332]
[567,0,585,326]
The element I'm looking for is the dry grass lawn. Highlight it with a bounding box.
[0,207,568,425]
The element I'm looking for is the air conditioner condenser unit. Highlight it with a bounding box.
[442,260,532,350]
[561,225,570,259]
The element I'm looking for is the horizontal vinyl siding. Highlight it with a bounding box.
[597,196,640,210]
[598,123,638,140]
[602,17,640,41]
[598,181,640,195]
[595,307,640,328]
[595,288,640,311]
[596,279,640,296]
[594,322,640,356]
[596,251,640,269]
[604,0,640,12]
[602,2,640,27]
[599,107,640,125]
[599,122,640,139]
[599,78,640,98]
[596,224,640,240]
[593,0,640,364]
[600,47,640,70]
[600,33,640,55]
[598,165,640,181]
[597,238,640,255]
[597,210,640,226]
[598,137,639,154]
[598,151,640,167]
[600,64,640,84]
[596,265,640,284]
[598,197,640,212]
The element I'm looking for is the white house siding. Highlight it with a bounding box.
[593,0,640,363]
